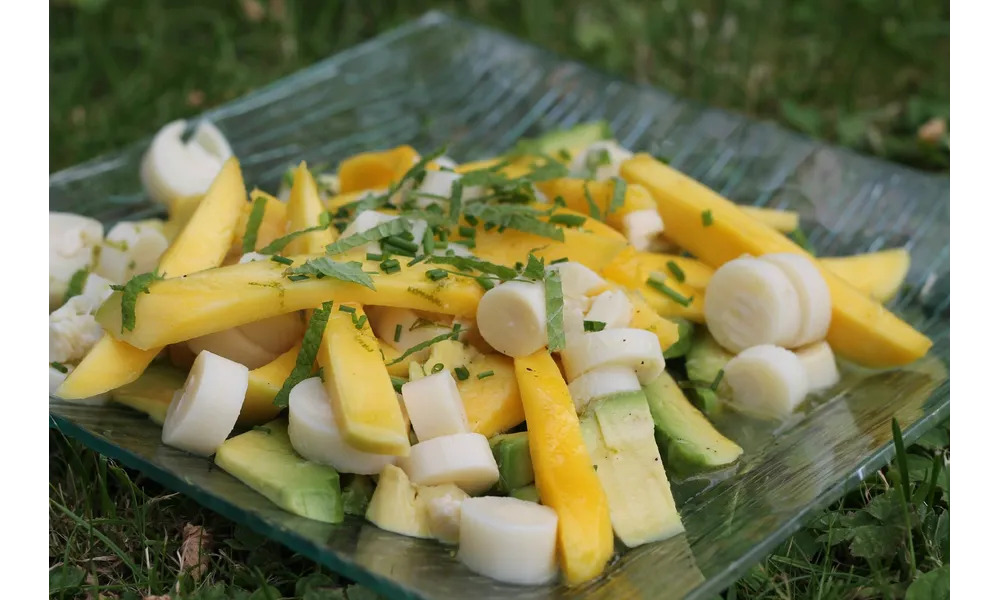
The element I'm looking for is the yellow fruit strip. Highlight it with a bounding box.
[318,304,410,456]
[459,353,525,438]
[621,154,932,367]
[96,253,483,351]
[514,350,613,586]
[338,145,420,193]
[240,343,300,426]
[604,246,716,291]
[739,205,800,233]
[623,289,682,352]
[820,248,911,304]
[226,189,288,261]
[535,178,657,232]
[58,158,248,399]
[286,163,337,253]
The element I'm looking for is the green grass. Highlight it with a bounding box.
[50,1,949,598]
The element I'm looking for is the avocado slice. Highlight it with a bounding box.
[662,318,695,360]
[110,363,187,424]
[580,390,684,547]
[643,372,743,478]
[489,432,534,494]
[512,122,612,158]
[341,475,375,517]
[684,327,734,416]
[214,419,344,524]
[509,485,540,504]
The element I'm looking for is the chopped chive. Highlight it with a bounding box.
[701,209,714,226]
[583,184,601,219]
[483,222,496,231]
[583,320,606,332]
[387,236,419,252]
[50,361,69,374]
[553,195,567,208]
[338,305,357,314]
[454,366,470,381]
[242,195,269,253]
[270,255,294,265]
[710,369,725,391]
[380,258,401,274]
[452,238,476,249]
[422,226,435,257]
[407,255,427,267]
[646,277,693,307]
[366,252,383,261]
[475,276,495,291]
[354,315,368,330]
[391,376,406,393]
[451,323,462,340]
[287,274,310,282]
[550,257,569,264]
[514,261,524,272]
[458,226,477,238]
[548,213,587,227]
[431,363,445,374]
[477,370,495,380]
[557,149,572,161]
[426,269,449,281]
[63,268,89,304]
[393,324,403,342]
[666,260,686,283]
[464,215,479,226]
[385,328,464,366]
[383,240,417,257]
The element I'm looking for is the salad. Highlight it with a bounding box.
[49,119,931,587]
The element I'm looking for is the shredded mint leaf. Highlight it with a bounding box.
[274,301,333,407]
[385,328,467,366]
[523,253,546,281]
[607,177,626,217]
[286,258,375,290]
[325,218,410,255]
[544,268,565,352]
[582,183,601,220]
[63,268,89,304]
[548,213,587,227]
[258,224,329,255]
[787,228,816,255]
[109,271,164,333]
[426,255,518,281]
[50,361,69,374]
[242,196,269,253]
[448,179,464,224]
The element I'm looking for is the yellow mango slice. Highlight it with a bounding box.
[58,158,248,399]
[535,178,657,233]
[379,339,422,378]
[458,353,524,438]
[740,205,800,233]
[621,154,932,368]
[240,343,300,426]
[624,289,682,352]
[819,249,911,303]
[163,194,204,242]
[514,350,613,586]
[604,246,716,291]
[318,303,410,456]
[455,158,503,173]
[286,163,337,254]
[96,253,483,350]
[338,145,419,193]
[469,207,628,273]
[226,190,287,261]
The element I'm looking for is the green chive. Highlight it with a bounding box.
[550,257,569,264]
[242,195,269,253]
[454,366,470,381]
[426,269,449,281]
[50,361,69,374]
[475,276,495,291]
[391,376,406,393]
[666,260,686,283]
[394,324,403,343]
[458,226,476,238]
[287,274,310,282]
[710,369,725,391]
[380,258,401,274]
[366,252,383,261]
[422,226,435,257]
[354,315,368,330]
[431,363,445,374]
[646,277,693,307]
[701,209,714,226]
[548,213,587,227]
[270,255,294,265]
[452,238,476,249]
[338,305,357,314]
[464,215,479,226]
[386,236,419,252]
[477,370,495,380]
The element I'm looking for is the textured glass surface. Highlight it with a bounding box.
[49,12,950,600]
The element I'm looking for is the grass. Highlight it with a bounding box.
[49,1,949,598]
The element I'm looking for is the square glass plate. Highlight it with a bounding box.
[49,12,950,600]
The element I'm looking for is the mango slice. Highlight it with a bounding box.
[621,154,932,368]
[535,178,657,234]
[514,350,613,586]
[96,253,483,350]
[226,189,288,261]
[459,353,525,438]
[338,145,420,193]
[318,303,410,456]
[604,246,716,291]
[286,163,337,254]
[58,157,249,399]
[240,343,300,426]
[379,339,423,378]
[624,289,682,352]
[820,248,911,303]
[739,205,800,233]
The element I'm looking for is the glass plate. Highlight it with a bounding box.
[49,12,950,600]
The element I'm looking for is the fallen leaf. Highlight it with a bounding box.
[186,90,205,108]
[918,117,947,144]
[71,106,86,126]
[180,523,212,580]
[240,0,265,22]
[143,596,171,600]
[905,565,949,600]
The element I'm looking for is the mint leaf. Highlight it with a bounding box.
[426,254,518,281]
[582,183,601,219]
[607,177,626,217]
[523,253,545,281]
[258,223,330,255]
[62,267,89,304]
[325,218,410,255]
[274,301,333,407]
[385,327,466,367]
[544,268,565,352]
[109,271,164,332]
[242,195,269,253]
[286,258,375,290]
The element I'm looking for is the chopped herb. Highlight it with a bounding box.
[385,328,466,366]
[464,215,479,226]
[426,255,518,281]
[514,261,524,272]
[274,301,333,407]
[380,258,401,274]
[63,268,89,304]
[109,271,164,332]
[583,320,606,332]
[252,425,272,434]
[451,323,462,340]
[475,276,495,291]
[426,269,449,282]
[523,253,546,281]
[394,324,402,342]
[365,252,383,262]
[543,268,566,352]
[258,223,330,254]
[390,376,406,393]
[666,260,686,283]
[50,361,69,374]
[452,238,476,249]
[286,258,375,290]
[338,305,357,314]
[325,218,410,255]
[454,366,470,381]
[354,315,368,330]
[710,369,725,391]
[582,184,601,219]
[383,239,417,257]
[607,177,626,217]
[557,149,572,161]
[407,255,427,267]
[701,209,714,227]
[550,257,569,264]
[787,228,816,255]
[458,226,476,238]
[422,227,435,257]
[477,370,495,380]
[586,148,612,171]
[448,180,464,224]
[270,255,293,266]
[548,213,587,227]
[553,195,566,208]
[287,274,310,282]
[430,363,445,374]
[242,196,269,253]
[462,203,565,242]
[646,277,693,307]
[282,168,295,189]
